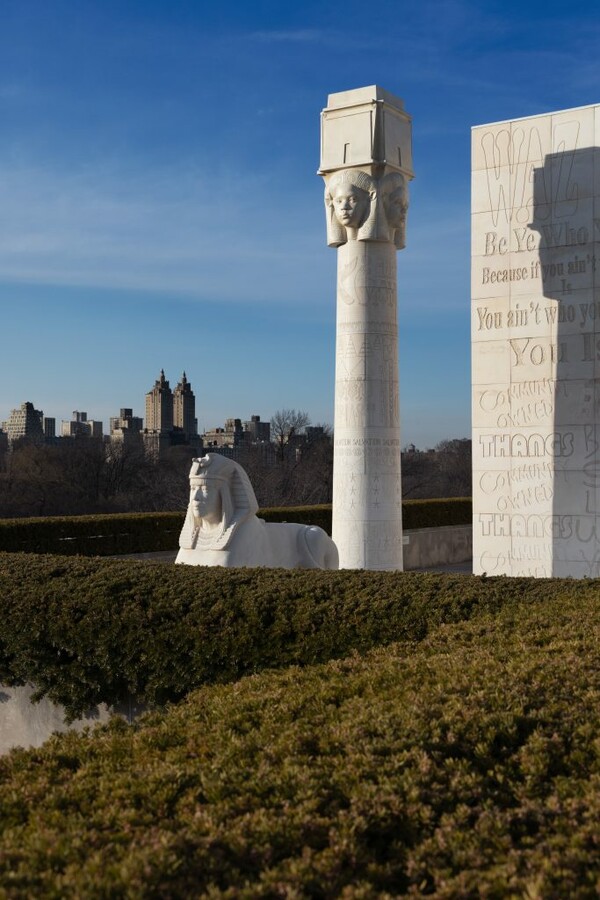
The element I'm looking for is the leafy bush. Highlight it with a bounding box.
[0,551,594,721]
[0,499,472,557]
[255,503,332,532]
[403,496,471,529]
[0,588,598,896]
[0,511,184,555]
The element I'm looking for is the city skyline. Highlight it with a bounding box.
[2,1,599,446]
[1,367,277,442]
[1,368,280,447]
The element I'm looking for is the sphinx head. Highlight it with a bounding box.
[180,454,259,550]
[188,455,235,533]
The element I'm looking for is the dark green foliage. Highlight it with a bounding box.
[0,551,595,724]
[403,496,471,529]
[255,503,333,532]
[0,511,185,555]
[0,499,472,557]
[264,498,472,532]
[0,588,598,896]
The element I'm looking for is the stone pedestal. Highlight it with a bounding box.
[319,86,413,570]
[472,104,600,577]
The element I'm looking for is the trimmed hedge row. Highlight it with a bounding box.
[0,550,593,719]
[0,498,472,556]
[0,511,182,556]
[266,498,472,532]
[403,496,471,530]
[0,588,599,896]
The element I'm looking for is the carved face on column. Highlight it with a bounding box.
[330,183,370,229]
[325,170,375,245]
[382,173,409,249]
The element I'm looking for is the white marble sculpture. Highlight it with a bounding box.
[175,454,339,569]
[472,103,600,578]
[319,86,414,570]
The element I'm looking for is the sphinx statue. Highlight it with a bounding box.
[175,454,339,570]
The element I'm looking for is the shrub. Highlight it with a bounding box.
[0,511,184,556]
[0,588,598,896]
[256,503,332,532]
[0,551,594,720]
[402,496,471,529]
[0,499,471,557]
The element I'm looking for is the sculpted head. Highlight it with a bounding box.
[188,455,234,533]
[325,170,375,245]
[180,454,259,550]
[330,181,370,229]
[190,479,225,529]
[381,173,409,249]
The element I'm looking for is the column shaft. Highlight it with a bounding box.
[332,240,403,569]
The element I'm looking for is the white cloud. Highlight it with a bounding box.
[0,153,468,314]
[0,159,331,304]
[248,29,326,43]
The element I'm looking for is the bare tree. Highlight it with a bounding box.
[434,438,472,497]
[401,438,472,499]
[270,409,310,462]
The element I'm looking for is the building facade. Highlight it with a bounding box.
[109,408,144,445]
[244,414,271,444]
[2,402,45,446]
[143,370,201,457]
[173,372,197,441]
[61,411,103,439]
[145,370,173,433]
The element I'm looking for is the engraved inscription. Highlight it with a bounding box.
[478,513,598,541]
[472,106,600,579]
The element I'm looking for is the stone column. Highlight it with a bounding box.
[319,86,414,569]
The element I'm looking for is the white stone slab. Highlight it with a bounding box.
[472,104,600,578]
[0,684,145,755]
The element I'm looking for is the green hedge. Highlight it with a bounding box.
[0,584,598,896]
[0,498,472,556]
[0,511,184,556]
[403,496,471,529]
[0,551,592,719]
[255,503,333,532]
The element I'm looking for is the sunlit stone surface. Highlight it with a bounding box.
[320,86,413,569]
[472,104,600,577]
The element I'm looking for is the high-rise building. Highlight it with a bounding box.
[244,414,270,444]
[43,418,56,439]
[143,370,202,457]
[109,408,143,445]
[203,418,244,449]
[145,370,173,433]
[2,402,44,446]
[173,372,197,440]
[61,411,103,439]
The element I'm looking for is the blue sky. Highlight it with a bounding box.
[1,0,599,446]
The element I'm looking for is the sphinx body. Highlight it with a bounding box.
[175,454,338,570]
